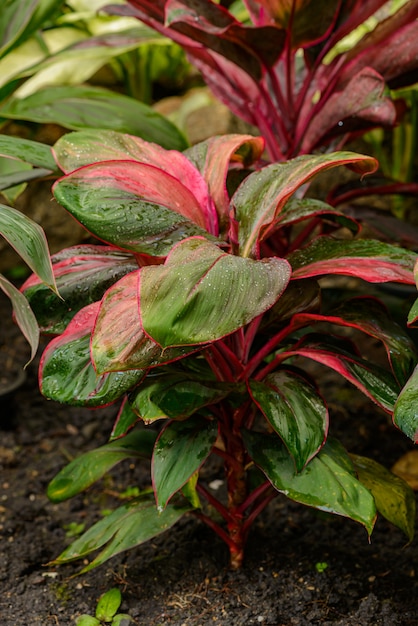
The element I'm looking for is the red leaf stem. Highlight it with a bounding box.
[196,483,235,525]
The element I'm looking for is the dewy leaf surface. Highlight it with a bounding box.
[92,272,197,374]
[40,303,142,406]
[249,370,328,471]
[394,366,418,443]
[152,415,218,509]
[139,237,291,348]
[289,238,417,283]
[232,152,377,257]
[244,432,376,534]
[53,130,215,234]
[53,161,217,256]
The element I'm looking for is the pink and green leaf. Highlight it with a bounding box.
[53,160,218,255]
[152,415,218,509]
[249,369,328,471]
[292,297,417,386]
[91,272,197,374]
[232,152,377,257]
[184,134,264,231]
[40,303,143,406]
[139,237,291,348]
[279,336,400,412]
[22,245,138,334]
[289,238,417,283]
[244,432,376,535]
[53,130,216,234]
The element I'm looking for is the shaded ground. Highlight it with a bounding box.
[1,291,418,626]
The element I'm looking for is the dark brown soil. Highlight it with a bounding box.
[1,290,418,626]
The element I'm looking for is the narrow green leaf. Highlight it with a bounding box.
[0,134,56,170]
[393,366,418,442]
[0,86,187,150]
[0,203,57,292]
[47,430,157,503]
[352,454,416,542]
[152,416,218,509]
[244,431,377,534]
[140,237,291,348]
[0,274,39,362]
[51,497,192,572]
[249,370,328,471]
[95,588,122,622]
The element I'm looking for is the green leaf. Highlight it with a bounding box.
[76,616,100,626]
[130,374,236,423]
[40,303,143,406]
[0,203,57,292]
[140,237,291,348]
[244,431,377,534]
[351,454,415,542]
[152,415,218,509]
[0,134,56,170]
[289,237,417,283]
[51,496,192,572]
[393,366,418,442]
[112,615,133,626]
[249,370,328,471]
[0,86,187,150]
[47,430,157,503]
[0,274,39,362]
[232,152,377,257]
[95,588,122,622]
[181,472,201,509]
[0,0,63,59]
[53,161,215,257]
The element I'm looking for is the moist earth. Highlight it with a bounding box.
[1,291,417,626]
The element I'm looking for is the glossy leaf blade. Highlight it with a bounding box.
[0,135,56,170]
[244,431,376,534]
[287,338,400,412]
[47,430,157,503]
[139,237,291,347]
[294,297,418,387]
[152,415,218,509]
[53,161,216,256]
[130,374,235,423]
[92,272,195,374]
[393,366,418,443]
[249,370,328,471]
[232,152,377,257]
[289,238,416,283]
[40,303,143,406]
[0,86,187,151]
[0,203,57,292]
[53,130,216,234]
[51,497,192,572]
[352,454,415,542]
[22,245,138,334]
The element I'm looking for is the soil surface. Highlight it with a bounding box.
[1,290,418,626]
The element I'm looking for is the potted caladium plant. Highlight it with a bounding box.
[21,129,418,571]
